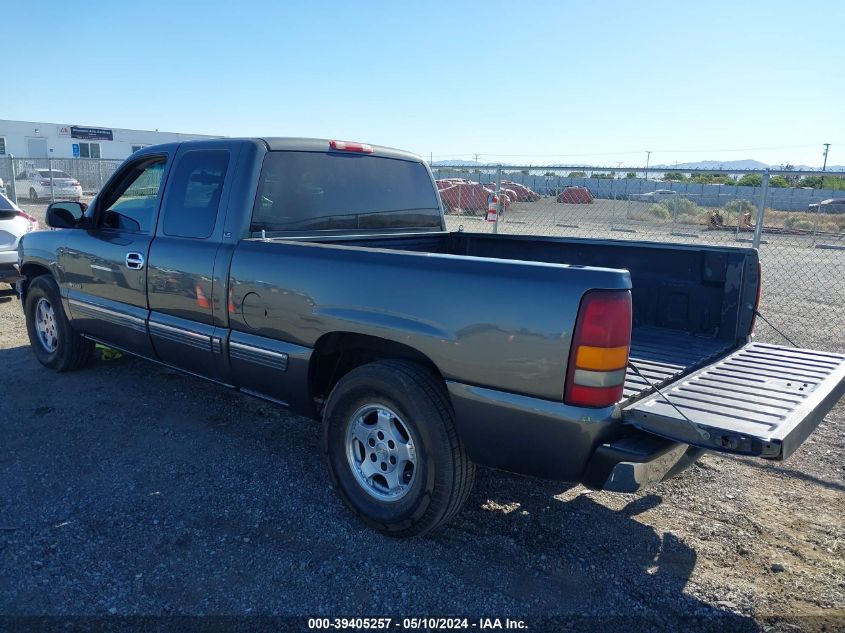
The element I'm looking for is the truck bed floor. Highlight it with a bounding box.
[624,327,735,401]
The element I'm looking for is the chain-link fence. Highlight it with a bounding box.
[433,165,845,352]
[0,155,123,202]
[2,155,843,352]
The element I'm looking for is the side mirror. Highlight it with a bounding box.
[46,201,87,229]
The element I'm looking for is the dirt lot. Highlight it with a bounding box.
[0,202,843,631]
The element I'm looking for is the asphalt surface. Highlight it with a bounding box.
[1,200,843,631]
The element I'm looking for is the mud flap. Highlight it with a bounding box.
[622,343,845,460]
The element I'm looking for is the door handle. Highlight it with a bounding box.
[125,252,145,270]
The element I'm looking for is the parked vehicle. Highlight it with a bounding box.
[501,180,540,202]
[638,189,678,202]
[557,186,594,204]
[483,184,518,205]
[808,198,845,214]
[438,181,509,214]
[15,168,83,202]
[0,192,38,286]
[16,138,845,537]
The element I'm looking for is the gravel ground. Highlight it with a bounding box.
[1,202,843,631]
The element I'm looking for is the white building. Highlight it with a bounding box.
[0,119,218,160]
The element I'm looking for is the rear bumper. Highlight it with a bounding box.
[447,380,695,488]
[581,435,703,492]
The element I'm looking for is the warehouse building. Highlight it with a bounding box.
[0,119,217,160]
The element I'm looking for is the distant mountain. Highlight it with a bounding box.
[432,158,845,172]
[656,159,845,172]
[432,160,482,167]
[654,159,769,171]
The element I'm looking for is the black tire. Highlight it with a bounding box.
[24,275,93,371]
[29,187,38,202]
[321,360,475,538]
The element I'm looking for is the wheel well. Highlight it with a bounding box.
[309,332,443,407]
[19,263,51,300]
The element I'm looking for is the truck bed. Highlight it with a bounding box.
[625,327,735,401]
[313,230,757,404]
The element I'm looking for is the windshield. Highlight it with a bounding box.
[251,151,441,233]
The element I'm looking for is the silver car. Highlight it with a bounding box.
[0,192,39,286]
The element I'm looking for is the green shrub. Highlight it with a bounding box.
[675,212,704,225]
[649,205,671,220]
[724,199,757,215]
[790,220,815,231]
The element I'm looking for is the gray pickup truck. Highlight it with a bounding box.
[16,138,845,537]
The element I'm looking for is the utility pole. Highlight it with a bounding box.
[644,151,652,181]
[822,143,831,172]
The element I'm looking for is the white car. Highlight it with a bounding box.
[639,189,678,201]
[14,168,83,202]
[0,192,39,286]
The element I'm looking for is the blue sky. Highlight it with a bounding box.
[5,0,844,167]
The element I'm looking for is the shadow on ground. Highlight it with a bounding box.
[0,345,757,630]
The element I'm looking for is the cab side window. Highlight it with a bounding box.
[99,158,166,233]
[161,150,230,239]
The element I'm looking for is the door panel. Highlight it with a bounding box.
[59,152,172,356]
[146,142,240,378]
[622,342,845,460]
[63,229,155,356]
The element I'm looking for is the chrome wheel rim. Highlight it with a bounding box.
[345,404,417,502]
[35,298,58,353]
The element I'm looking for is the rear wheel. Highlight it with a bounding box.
[322,360,475,537]
[24,275,93,371]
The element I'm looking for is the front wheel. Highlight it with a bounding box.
[24,275,93,371]
[29,187,38,202]
[322,360,475,537]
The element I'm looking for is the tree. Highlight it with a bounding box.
[768,175,790,188]
[568,171,586,178]
[625,172,637,179]
[663,172,687,182]
[737,174,762,187]
[520,170,529,175]
[591,173,613,179]
[544,172,558,177]
[780,163,800,186]
[798,175,823,189]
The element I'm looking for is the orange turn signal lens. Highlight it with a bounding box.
[575,345,629,371]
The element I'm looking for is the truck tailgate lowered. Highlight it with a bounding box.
[622,343,845,460]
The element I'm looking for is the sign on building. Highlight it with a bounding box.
[70,126,114,141]
[72,144,80,158]
[57,126,71,137]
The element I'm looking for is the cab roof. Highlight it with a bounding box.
[258,137,422,162]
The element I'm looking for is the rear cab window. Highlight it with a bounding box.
[251,151,441,234]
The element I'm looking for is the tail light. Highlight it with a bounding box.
[40,180,51,186]
[72,180,81,186]
[564,290,632,408]
[17,210,37,223]
[329,140,374,153]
